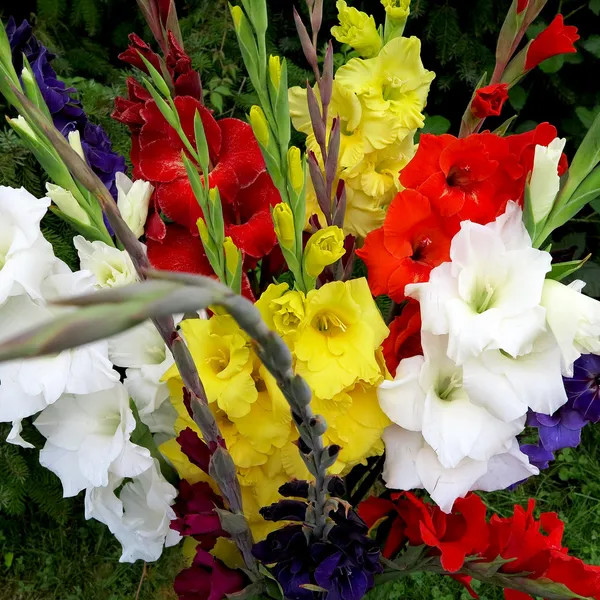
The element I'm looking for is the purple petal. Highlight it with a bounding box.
[539,423,583,452]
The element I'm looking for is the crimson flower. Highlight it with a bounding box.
[357,189,457,302]
[382,300,422,376]
[525,15,579,71]
[517,0,528,13]
[174,547,246,600]
[471,83,509,119]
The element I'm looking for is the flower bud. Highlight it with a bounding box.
[223,236,241,276]
[116,172,153,239]
[45,182,91,225]
[8,115,38,143]
[67,130,86,161]
[269,55,282,90]
[303,226,345,278]
[197,217,211,247]
[287,146,304,195]
[230,5,244,31]
[471,83,509,119]
[249,105,270,147]
[529,137,566,225]
[331,0,381,58]
[273,203,295,250]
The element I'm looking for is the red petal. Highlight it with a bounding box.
[226,210,277,259]
[156,178,204,230]
[139,139,188,182]
[147,224,213,274]
[388,257,432,301]
[400,134,456,189]
[175,97,222,162]
[503,590,533,600]
[145,210,167,241]
[357,496,395,528]
[356,228,401,298]
[216,118,265,188]
[418,172,466,217]
[383,190,433,255]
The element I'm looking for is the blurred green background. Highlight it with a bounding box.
[0,0,600,598]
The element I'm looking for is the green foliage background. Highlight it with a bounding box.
[0,0,599,598]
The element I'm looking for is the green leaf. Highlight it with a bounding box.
[493,115,518,136]
[210,91,224,113]
[539,54,564,74]
[591,0,600,15]
[3,552,14,569]
[214,85,233,96]
[508,85,527,111]
[547,256,590,281]
[582,35,600,58]
[421,115,451,136]
[576,106,600,129]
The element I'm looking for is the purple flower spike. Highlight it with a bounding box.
[5,18,126,203]
[564,354,600,422]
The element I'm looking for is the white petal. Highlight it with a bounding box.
[381,426,424,490]
[109,321,168,368]
[39,442,92,497]
[7,420,34,448]
[416,445,488,514]
[110,443,153,479]
[377,355,425,430]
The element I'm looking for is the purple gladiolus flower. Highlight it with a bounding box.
[5,18,126,202]
[564,354,600,422]
[520,443,554,471]
[527,403,589,453]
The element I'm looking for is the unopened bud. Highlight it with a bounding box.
[287,146,304,194]
[249,105,270,147]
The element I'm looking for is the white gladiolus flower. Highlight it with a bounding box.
[0,186,54,305]
[541,279,600,376]
[74,235,137,289]
[34,383,153,497]
[0,261,118,440]
[406,202,551,364]
[528,137,566,225]
[382,426,538,513]
[109,321,175,435]
[116,172,153,239]
[45,183,91,225]
[85,460,180,563]
[378,333,525,469]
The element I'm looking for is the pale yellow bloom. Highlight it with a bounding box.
[303,226,346,278]
[331,0,382,58]
[381,0,410,20]
[272,203,295,250]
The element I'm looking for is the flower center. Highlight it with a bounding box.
[474,283,496,314]
[446,165,472,187]
[207,347,230,374]
[314,312,347,335]
[437,371,463,401]
[411,237,432,262]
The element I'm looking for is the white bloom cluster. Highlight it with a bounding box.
[0,186,179,562]
[379,200,600,512]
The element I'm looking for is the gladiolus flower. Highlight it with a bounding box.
[272,203,296,250]
[357,189,457,301]
[471,83,509,119]
[303,226,346,278]
[525,15,579,71]
[331,0,382,58]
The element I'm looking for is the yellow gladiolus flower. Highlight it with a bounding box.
[256,283,306,343]
[335,37,435,153]
[293,278,388,398]
[272,202,295,250]
[163,315,256,419]
[331,0,382,58]
[303,226,346,278]
[381,0,410,20]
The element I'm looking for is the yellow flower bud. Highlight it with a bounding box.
[230,5,244,31]
[272,203,295,250]
[381,0,410,20]
[331,0,382,58]
[304,226,346,278]
[249,106,270,147]
[223,236,240,275]
[287,146,304,195]
[268,55,282,89]
[208,187,220,206]
[197,217,210,246]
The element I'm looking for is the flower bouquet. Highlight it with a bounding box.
[1,0,600,598]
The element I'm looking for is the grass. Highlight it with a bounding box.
[2,425,600,599]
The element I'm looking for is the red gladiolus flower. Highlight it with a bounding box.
[517,0,528,13]
[174,547,247,600]
[525,15,579,71]
[118,33,163,74]
[382,300,422,376]
[471,83,509,119]
[171,480,228,546]
[357,189,456,302]
[419,494,489,573]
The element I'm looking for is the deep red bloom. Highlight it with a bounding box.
[357,189,456,302]
[174,547,246,600]
[382,300,422,376]
[517,0,528,13]
[118,33,163,75]
[471,84,509,119]
[525,15,579,71]
[177,428,212,473]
